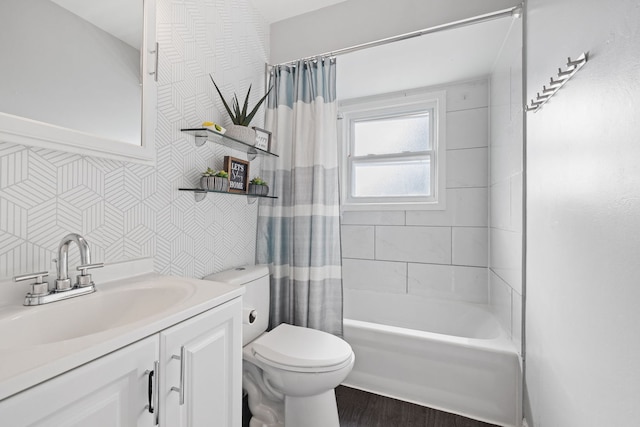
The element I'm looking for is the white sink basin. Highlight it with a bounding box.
[0,271,243,402]
[0,280,193,348]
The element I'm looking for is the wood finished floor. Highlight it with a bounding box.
[336,386,498,427]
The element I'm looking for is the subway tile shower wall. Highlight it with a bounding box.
[341,79,490,305]
[488,18,523,350]
[0,0,269,284]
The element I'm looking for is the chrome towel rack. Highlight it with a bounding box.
[525,52,588,112]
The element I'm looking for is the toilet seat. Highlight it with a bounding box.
[251,323,353,373]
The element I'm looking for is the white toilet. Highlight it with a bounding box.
[205,265,354,427]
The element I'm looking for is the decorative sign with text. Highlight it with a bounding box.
[253,127,272,152]
[224,156,250,193]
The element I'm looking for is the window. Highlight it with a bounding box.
[339,90,446,210]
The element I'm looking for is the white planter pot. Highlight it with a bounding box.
[225,125,256,145]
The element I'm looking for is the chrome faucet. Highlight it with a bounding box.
[56,233,92,291]
[13,233,103,306]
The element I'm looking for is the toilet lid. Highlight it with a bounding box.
[251,323,353,371]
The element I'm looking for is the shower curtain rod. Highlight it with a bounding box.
[268,4,522,68]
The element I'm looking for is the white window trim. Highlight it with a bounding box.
[339,90,447,211]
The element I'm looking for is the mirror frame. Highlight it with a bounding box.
[0,0,157,165]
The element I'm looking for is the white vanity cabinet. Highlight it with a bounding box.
[0,335,159,426]
[0,297,242,427]
[160,298,242,426]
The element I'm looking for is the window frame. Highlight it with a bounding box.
[339,90,447,211]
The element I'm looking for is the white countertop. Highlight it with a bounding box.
[0,272,243,401]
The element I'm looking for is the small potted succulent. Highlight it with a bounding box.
[248,176,269,196]
[200,168,229,192]
[210,75,272,143]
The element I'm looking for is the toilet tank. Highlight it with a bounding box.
[203,265,269,346]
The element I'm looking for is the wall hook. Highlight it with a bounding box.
[525,52,588,112]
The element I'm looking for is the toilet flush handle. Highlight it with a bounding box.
[244,308,257,324]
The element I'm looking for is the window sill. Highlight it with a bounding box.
[341,200,446,212]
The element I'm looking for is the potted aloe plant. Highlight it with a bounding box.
[248,176,269,196]
[200,168,229,192]
[210,75,272,143]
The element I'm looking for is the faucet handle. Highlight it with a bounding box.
[76,263,104,287]
[14,271,50,296]
[77,263,104,275]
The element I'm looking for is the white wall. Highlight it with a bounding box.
[525,0,640,425]
[488,18,523,350]
[270,0,521,64]
[336,17,513,100]
[341,79,490,308]
[0,0,269,285]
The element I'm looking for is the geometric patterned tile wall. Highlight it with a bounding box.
[0,0,269,281]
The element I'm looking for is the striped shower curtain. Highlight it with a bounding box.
[256,57,343,336]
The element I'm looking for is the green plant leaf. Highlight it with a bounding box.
[202,167,217,177]
[244,85,272,126]
[209,74,272,127]
[233,95,245,125]
[209,75,235,122]
[241,85,251,125]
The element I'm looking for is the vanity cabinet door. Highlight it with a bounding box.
[0,335,159,427]
[160,298,242,427]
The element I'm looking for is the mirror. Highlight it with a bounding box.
[0,0,157,164]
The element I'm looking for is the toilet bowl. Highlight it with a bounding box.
[204,265,354,427]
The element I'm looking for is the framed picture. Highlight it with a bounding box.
[224,156,250,193]
[253,127,272,152]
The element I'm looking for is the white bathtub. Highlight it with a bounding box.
[342,290,522,427]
